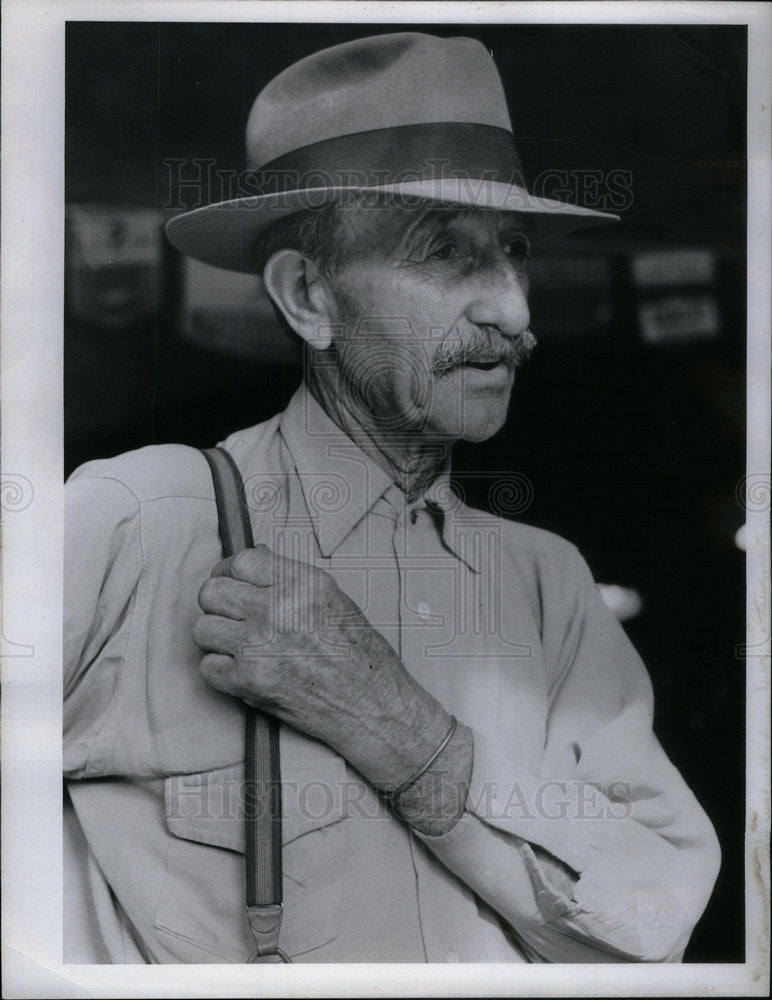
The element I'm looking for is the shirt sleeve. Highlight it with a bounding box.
[64,466,144,779]
[414,544,721,963]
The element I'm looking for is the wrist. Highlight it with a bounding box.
[382,714,459,799]
[389,721,474,837]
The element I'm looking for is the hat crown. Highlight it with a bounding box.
[246,32,513,169]
[165,31,618,275]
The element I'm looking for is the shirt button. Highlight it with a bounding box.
[417,600,431,622]
[445,949,458,963]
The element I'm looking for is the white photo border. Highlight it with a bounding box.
[1,1,769,997]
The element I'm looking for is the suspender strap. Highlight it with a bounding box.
[201,447,290,963]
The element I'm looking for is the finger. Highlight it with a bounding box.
[210,544,276,585]
[199,652,272,710]
[192,613,244,656]
[199,652,241,696]
[197,575,270,618]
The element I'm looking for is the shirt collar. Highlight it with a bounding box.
[416,468,483,574]
[279,384,480,572]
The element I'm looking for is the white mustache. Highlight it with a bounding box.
[431,326,537,375]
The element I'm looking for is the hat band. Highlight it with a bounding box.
[249,123,525,194]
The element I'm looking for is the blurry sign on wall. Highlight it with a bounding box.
[632,249,716,287]
[638,295,721,344]
[179,257,300,364]
[632,248,721,345]
[66,205,162,329]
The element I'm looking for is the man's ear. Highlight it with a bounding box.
[262,249,334,350]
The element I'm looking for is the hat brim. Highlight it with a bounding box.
[165,178,618,274]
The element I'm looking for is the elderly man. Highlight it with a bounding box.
[64,32,719,964]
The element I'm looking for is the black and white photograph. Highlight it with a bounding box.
[1,1,769,996]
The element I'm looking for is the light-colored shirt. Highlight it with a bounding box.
[64,384,720,964]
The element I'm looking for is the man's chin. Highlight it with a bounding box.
[444,396,513,443]
[427,409,509,443]
[459,420,507,444]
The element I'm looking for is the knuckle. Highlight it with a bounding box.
[198,577,218,609]
[192,614,210,647]
[231,549,255,578]
[199,651,221,678]
[200,653,239,696]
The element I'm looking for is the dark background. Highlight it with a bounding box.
[65,22,747,962]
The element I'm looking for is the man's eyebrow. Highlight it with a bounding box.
[497,215,533,239]
[396,208,482,254]
[397,208,532,253]
[403,209,463,241]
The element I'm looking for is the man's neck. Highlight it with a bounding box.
[305,377,451,503]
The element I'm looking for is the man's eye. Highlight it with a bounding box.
[502,234,531,260]
[426,242,458,262]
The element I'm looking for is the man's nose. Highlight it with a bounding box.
[464,259,530,338]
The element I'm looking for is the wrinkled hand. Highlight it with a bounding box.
[193,544,452,789]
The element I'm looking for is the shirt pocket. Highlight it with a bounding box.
[155,758,349,962]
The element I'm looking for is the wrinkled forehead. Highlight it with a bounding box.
[334,197,532,258]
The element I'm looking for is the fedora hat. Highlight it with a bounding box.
[165,32,618,274]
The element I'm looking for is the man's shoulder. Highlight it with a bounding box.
[66,413,284,504]
[500,517,580,564]
[66,443,214,504]
[454,502,582,566]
